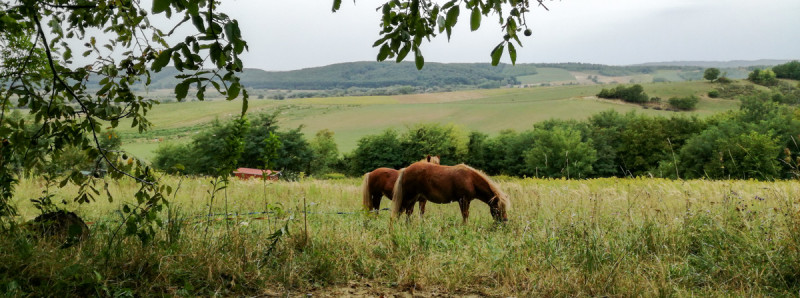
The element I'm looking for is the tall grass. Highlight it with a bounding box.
[2,176,800,296]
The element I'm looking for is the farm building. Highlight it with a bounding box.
[232,168,280,180]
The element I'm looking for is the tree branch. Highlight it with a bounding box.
[40,2,97,10]
[33,13,155,186]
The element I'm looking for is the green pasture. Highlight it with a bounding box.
[4,176,800,296]
[516,67,577,84]
[120,81,740,161]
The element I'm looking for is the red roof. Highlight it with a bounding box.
[233,168,275,175]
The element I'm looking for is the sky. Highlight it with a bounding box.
[213,0,800,71]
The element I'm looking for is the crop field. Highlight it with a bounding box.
[4,176,800,296]
[119,81,739,160]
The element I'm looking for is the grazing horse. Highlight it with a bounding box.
[361,155,440,215]
[391,162,509,223]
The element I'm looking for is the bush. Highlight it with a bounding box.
[703,68,720,81]
[597,84,649,103]
[523,126,597,178]
[773,60,800,80]
[668,96,700,111]
[716,76,733,84]
[748,68,778,86]
[707,90,720,98]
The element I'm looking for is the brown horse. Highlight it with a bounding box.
[361,155,440,215]
[391,162,509,223]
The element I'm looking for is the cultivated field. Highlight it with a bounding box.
[5,176,800,296]
[119,81,740,160]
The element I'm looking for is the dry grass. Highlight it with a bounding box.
[3,176,800,296]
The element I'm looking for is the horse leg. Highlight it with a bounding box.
[371,193,383,213]
[418,199,426,219]
[458,198,471,224]
[403,195,418,221]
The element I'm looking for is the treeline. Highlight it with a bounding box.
[130,62,534,91]
[342,92,800,180]
[152,112,339,177]
[151,90,800,181]
[79,61,789,95]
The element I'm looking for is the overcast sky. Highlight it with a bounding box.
[215,0,800,71]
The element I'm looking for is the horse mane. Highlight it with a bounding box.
[361,172,372,211]
[420,155,441,165]
[390,168,406,220]
[459,164,510,210]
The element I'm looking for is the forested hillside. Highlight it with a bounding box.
[105,60,793,92]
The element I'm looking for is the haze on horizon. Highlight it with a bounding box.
[218,0,800,71]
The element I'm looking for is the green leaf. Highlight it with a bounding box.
[377,44,391,61]
[445,6,460,28]
[396,43,411,62]
[470,8,481,31]
[224,22,236,43]
[227,83,241,100]
[152,49,172,72]
[414,48,425,70]
[175,81,190,101]
[152,0,170,14]
[241,96,249,115]
[191,14,205,32]
[490,43,504,66]
[210,42,225,68]
[332,0,342,12]
[508,42,517,65]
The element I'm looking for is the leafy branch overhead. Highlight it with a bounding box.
[333,0,549,69]
[0,0,249,236]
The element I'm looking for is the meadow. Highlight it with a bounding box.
[4,175,800,296]
[119,80,740,160]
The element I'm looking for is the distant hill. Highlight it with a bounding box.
[142,62,538,90]
[85,59,796,94]
[634,59,794,68]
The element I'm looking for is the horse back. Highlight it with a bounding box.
[369,168,399,196]
[402,163,496,203]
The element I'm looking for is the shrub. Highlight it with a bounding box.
[703,68,720,81]
[707,90,720,98]
[748,68,778,86]
[596,84,649,103]
[668,96,700,111]
[773,60,800,80]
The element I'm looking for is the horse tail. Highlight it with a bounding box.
[361,172,372,211]
[390,168,406,220]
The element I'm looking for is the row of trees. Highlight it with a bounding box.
[342,92,800,180]
[152,112,339,177]
[147,87,800,181]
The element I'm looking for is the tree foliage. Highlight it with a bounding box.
[334,0,551,68]
[309,129,339,175]
[524,126,596,178]
[703,68,721,81]
[748,68,778,86]
[668,95,700,111]
[597,84,650,103]
[0,0,249,234]
[772,60,800,80]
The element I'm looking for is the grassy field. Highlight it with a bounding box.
[4,176,800,296]
[516,68,578,85]
[119,81,740,160]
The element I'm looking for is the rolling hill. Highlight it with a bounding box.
[118,80,743,160]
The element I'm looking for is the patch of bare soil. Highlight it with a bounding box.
[257,281,493,297]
